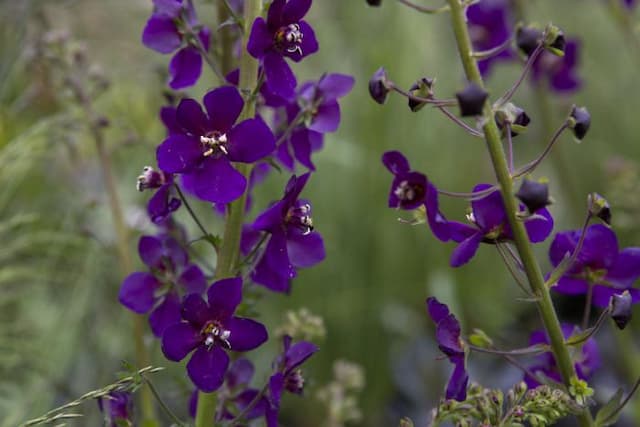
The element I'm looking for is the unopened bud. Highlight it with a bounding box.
[610,291,633,330]
[456,82,488,117]
[495,103,531,137]
[369,67,391,104]
[516,25,543,57]
[516,179,551,213]
[588,193,611,225]
[543,24,566,56]
[408,77,435,112]
[569,105,591,141]
[366,0,382,5]
[136,166,166,192]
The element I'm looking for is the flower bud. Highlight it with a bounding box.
[455,82,488,117]
[610,291,633,330]
[408,77,435,112]
[136,166,166,191]
[569,105,591,141]
[543,24,566,56]
[587,193,611,225]
[516,179,551,213]
[516,25,543,57]
[366,0,382,5]
[495,103,531,137]
[369,67,391,104]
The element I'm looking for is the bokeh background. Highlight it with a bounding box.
[2,0,640,425]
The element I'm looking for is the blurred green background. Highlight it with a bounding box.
[2,0,640,425]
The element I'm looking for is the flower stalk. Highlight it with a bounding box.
[445,0,594,425]
[193,0,262,425]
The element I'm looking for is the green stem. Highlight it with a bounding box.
[445,1,594,425]
[194,1,262,425]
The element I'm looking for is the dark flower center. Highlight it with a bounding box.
[274,23,304,55]
[394,180,425,203]
[582,267,608,285]
[286,203,314,235]
[285,369,305,394]
[201,131,229,157]
[201,320,231,349]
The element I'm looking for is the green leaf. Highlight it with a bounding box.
[594,388,624,427]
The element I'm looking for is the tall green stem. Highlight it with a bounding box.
[445,1,593,425]
[194,1,262,426]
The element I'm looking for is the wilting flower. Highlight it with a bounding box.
[119,234,206,336]
[549,224,640,307]
[277,73,355,170]
[98,391,133,427]
[266,335,319,426]
[162,278,268,392]
[247,0,319,97]
[141,0,211,89]
[136,166,181,224]
[250,173,325,293]
[156,86,275,204]
[466,0,514,76]
[524,324,600,388]
[189,358,268,421]
[426,297,468,401]
[532,38,581,93]
[444,184,553,267]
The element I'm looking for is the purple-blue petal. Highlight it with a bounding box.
[592,286,640,308]
[450,232,483,267]
[470,184,505,231]
[253,200,287,231]
[168,47,202,90]
[606,247,640,287]
[142,14,181,54]
[149,291,182,337]
[156,134,202,173]
[264,51,297,98]
[446,358,469,401]
[382,151,410,175]
[187,345,230,392]
[207,277,243,321]
[138,235,164,268]
[252,231,296,293]
[309,101,340,133]
[552,277,590,295]
[291,130,316,170]
[247,18,273,59]
[282,0,312,23]
[161,322,201,361]
[203,86,244,134]
[284,340,318,371]
[190,157,247,204]
[286,231,325,268]
[227,358,255,389]
[176,98,210,136]
[426,297,451,324]
[269,372,285,408]
[119,272,160,314]
[227,117,276,163]
[178,264,207,294]
[286,20,318,62]
[425,183,451,242]
[227,317,269,351]
[318,73,356,101]
[524,207,554,243]
[181,293,212,328]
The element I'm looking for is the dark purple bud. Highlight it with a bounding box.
[366,0,382,5]
[516,179,551,213]
[455,82,488,117]
[285,368,306,394]
[495,103,531,137]
[137,166,166,191]
[369,67,391,104]
[610,290,633,330]
[569,105,591,140]
[516,25,542,57]
[408,77,435,112]
[543,25,566,56]
[588,193,611,225]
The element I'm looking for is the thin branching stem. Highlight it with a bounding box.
[438,184,499,200]
[225,383,269,426]
[397,0,449,14]
[496,43,543,106]
[513,121,569,178]
[472,36,513,60]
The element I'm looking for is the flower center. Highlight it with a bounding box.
[394,180,425,203]
[286,203,314,235]
[201,320,231,349]
[274,23,304,55]
[200,131,228,157]
[285,369,305,394]
[583,267,608,285]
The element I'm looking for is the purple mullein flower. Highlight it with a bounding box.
[524,324,600,388]
[137,166,182,224]
[426,297,468,401]
[444,184,553,267]
[156,86,275,204]
[141,0,211,89]
[250,173,325,293]
[266,335,319,427]
[98,391,133,427]
[466,0,514,76]
[247,0,319,98]
[277,73,355,171]
[162,278,268,392]
[119,234,207,336]
[549,224,640,307]
[532,39,581,93]
[189,358,268,421]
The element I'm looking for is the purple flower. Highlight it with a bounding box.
[466,0,514,76]
[524,324,600,388]
[161,278,268,392]
[426,297,468,401]
[623,0,637,9]
[247,0,319,98]
[531,39,581,93]
[98,391,133,427]
[444,184,553,267]
[277,73,354,170]
[156,86,275,204]
[189,358,268,421]
[136,166,182,224]
[250,173,325,293]
[549,224,640,307]
[141,0,211,89]
[119,234,206,336]
[266,335,319,427]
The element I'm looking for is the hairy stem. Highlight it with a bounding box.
[194,1,262,425]
[445,1,593,425]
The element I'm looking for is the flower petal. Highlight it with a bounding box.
[227,117,276,163]
[247,18,273,59]
[318,73,355,101]
[253,200,287,232]
[149,291,181,337]
[187,345,229,392]
[178,264,207,294]
[282,0,312,23]
[524,207,554,243]
[606,247,640,287]
[552,277,589,295]
[286,20,318,62]
[227,317,269,351]
[382,151,410,175]
[168,47,203,90]
[142,14,181,54]
[592,286,640,308]
[252,230,296,293]
[138,235,163,268]
[426,183,451,242]
[119,272,160,314]
[470,184,505,231]
[309,101,340,133]
[286,231,325,268]
[207,277,243,321]
[156,134,202,173]
[284,341,318,371]
[291,130,316,170]
[426,297,451,324]
[191,157,247,204]
[227,358,255,389]
[446,358,469,401]
[203,86,244,134]
[161,322,201,361]
[264,52,297,98]
[176,98,210,136]
[450,232,483,267]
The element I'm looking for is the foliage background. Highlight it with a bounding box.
[1,0,640,425]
